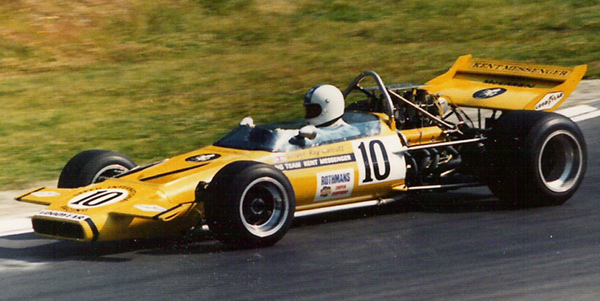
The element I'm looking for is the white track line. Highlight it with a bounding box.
[0,215,35,237]
[557,104,600,122]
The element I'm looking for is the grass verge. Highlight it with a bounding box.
[1,0,599,188]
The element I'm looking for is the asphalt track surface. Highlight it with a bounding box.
[1,82,600,300]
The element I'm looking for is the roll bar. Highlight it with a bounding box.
[342,71,395,123]
[343,71,456,130]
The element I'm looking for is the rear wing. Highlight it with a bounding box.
[425,54,587,111]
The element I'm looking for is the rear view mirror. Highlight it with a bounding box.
[239,116,255,127]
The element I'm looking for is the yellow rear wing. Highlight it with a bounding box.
[425,55,587,111]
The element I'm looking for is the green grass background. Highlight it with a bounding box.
[1,0,599,188]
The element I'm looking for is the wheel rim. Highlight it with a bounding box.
[538,130,583,193]
[239,177,289,238]
[92,164,131,184]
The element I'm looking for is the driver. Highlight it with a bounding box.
[304,84,346,127]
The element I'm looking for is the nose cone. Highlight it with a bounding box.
[32,210,100,242]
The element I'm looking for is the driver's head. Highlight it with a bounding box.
[304,84,345,127]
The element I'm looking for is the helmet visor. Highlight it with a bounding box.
[304,103,322,120]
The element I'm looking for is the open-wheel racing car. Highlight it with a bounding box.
[17,55,588,248]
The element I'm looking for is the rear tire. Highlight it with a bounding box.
[58,150,137,188]
[486,111,586,207]
[201,161,295,248]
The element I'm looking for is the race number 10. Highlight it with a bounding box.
[352,137,406,186]
[68,189,130,209]
[357,140,390,183]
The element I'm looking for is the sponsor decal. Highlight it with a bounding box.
[134,205,168,212]
[534,91,564,111]
[68,188,130,209]
[274,153,356,171]
[473,88,507,99]
[319,154,354,165]
[31,191,61,197]
[471,62,570,77]
[185,153,221,163]
[314,169,354,201]
[36,210,90,222]
[483,79,535,88]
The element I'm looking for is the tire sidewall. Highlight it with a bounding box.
[486,111,586,206]
[204,161,296,248]
[523,114,587,203]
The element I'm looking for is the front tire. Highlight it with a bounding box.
[201,161,295,248]
[58,150,137,188]
[486,111,587,207]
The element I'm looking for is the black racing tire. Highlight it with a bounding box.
[201,161,295,248]
[57,150,137,188]
[485,110,587,207]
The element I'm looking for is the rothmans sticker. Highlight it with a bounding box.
[314,169,354,202]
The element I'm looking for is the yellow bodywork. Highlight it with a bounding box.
[15,55,586,243]
[16,117,407,242]
[426,54,586,111]
[400,126,444,146]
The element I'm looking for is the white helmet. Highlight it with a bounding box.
[304,84,345,127]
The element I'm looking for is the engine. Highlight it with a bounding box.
[394,88,447,130]
[393,88,481,188]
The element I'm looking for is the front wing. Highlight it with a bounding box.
[16,184,199,241]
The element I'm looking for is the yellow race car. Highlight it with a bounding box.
[17,55,588,248]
